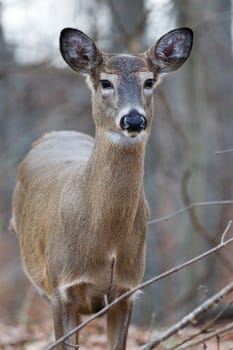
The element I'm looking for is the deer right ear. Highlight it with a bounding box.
[59,28,103,74]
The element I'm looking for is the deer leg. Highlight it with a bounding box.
[63,305,81,348]
[52,295,80,349]
[75,313,81,345]
[52,296,66,350]
[107,299,133,350]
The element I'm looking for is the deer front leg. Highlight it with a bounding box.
[107,299,133,350]
[52,294,80,350]
[52,296,66,350]
[64,304,81,348]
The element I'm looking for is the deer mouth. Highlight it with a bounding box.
[106,130,147,145]
[122,130,145,138]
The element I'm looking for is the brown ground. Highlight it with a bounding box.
[0,318,233,349]
[0,288,232,349]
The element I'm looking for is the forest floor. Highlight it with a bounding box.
[0,318,233,350]
[0,285,232,350]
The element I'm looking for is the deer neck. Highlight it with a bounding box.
[85,131,146,236]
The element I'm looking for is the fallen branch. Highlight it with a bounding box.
[139,281,233,350]
[170,301,233,350]
[177,321,233,350]
[46,220,233,350]
[149,200,233,225]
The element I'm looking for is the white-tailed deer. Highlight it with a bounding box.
[10,27,193,349]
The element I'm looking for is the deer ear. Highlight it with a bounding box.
[146,28,193,73]
[60,28,103,74]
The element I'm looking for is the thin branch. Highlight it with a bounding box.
[139,282,233,350]
[63,341,79,349]
[216,148,233,154]
[46,221,233,350]
[149,200,233,224]
[181,170,218,244]
[176,321,233,350]
[170,301,233,350]
[221,220,232,243]
[146,312,158,344]
[180,169,233,272]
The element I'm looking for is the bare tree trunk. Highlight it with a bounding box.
[108,0,146,52]
[173,0,233,310]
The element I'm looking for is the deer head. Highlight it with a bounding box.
[60,27,193,145]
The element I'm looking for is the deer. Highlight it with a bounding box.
[10,27,193,349]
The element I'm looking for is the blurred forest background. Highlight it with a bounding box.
[0,0,233,333]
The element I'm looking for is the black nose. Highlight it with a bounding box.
[120,110,147,133]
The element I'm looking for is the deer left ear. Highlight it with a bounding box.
[146,27,193,73]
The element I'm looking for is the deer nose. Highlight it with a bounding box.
[120,110,147,133]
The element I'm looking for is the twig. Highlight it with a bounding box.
[170,301,233,350]
[146,312,157,343]
[180,169,233,273]
[139,283,233,350]
[216,148,233,154]
[221,220,232,243]
[149,200,233,224]
[46,221,233,350]
[63,341,79,349]
[176,322,233,350]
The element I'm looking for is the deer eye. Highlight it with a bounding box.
[100,80,114,89]
[143,79,155,89]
